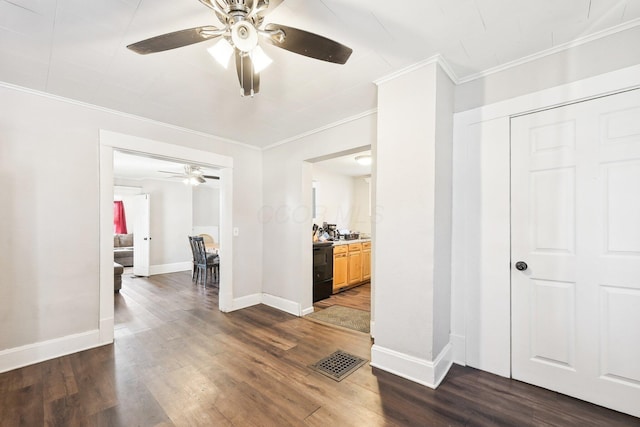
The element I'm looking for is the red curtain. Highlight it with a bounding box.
[114,201,128,234]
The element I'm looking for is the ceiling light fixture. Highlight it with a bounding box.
[183,177,202,186]
[250,45,272,73]
[207,38,234,68]
[355,155,372,166]
[126,0,353,97]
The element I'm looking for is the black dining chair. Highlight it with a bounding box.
[191,236,219,286]
[187,236,198,281]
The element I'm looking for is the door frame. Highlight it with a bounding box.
[451,64,640,377]
[98,130,234,345]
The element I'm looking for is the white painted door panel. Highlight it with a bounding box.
[511,89,640,418]
[132,194,150,277]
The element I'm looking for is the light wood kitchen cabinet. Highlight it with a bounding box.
[332,241,371,293]
[362,241,371,281]
[347,243,362,285]
[333,245,348,292]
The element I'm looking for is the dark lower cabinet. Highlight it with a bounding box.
[313,242,334,302]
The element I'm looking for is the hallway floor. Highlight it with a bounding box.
[0,272,638,426]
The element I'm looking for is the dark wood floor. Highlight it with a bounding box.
[314,282,371,312]
[1,272,639,426]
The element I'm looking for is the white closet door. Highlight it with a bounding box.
[132,194,151,277]
[511,89,640,418]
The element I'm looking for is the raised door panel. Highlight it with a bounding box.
[347,251,362,285]
[362,248,371,281]
[333,254,348,292]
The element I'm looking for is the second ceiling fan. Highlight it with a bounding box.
[127,0,353,96]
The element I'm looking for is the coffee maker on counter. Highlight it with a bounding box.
[323,223,338,240]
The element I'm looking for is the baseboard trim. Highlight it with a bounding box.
[99,317,114,345]
[261,293,301,316]
[149,262,191,275]
[232,293,262,311]
[450,333,466,366]
[301,306,315,316]
[227,293,304,315]
[0,330,106,374]
[370,342,453,389]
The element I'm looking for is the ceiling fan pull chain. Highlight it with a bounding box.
[250,57,255,97]
[239,53,244,95]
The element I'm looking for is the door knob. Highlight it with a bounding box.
[515,261,528,271]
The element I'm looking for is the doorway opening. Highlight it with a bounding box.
[98,131,234,346]
[305,146,373,334]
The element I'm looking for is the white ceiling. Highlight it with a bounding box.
[1,0,639,148]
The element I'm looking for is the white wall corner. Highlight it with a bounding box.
[370,342,453,389]
[450,333,466,366]
[0,330,104,374]
[231,293,263,311]
[261,293,302,316]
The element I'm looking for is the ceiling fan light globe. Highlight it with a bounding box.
[208,38,234,68]
[251,45,272,72]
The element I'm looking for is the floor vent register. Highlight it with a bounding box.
[309,350,367,381]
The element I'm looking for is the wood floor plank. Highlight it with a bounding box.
[1,270,638,426]
[42,356,78,403]
[0,382,44,426]
[44,394,87,427]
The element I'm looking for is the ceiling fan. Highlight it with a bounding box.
[127,0,353,97]
[159,165,219,185]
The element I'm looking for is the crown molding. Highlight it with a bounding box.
[0,81,259,151]
[262,108,378,151]
[457,17,640,84]
[374,54,460,86]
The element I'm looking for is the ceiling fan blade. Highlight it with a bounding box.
[127,26,225,55]
[235,51,260,96]
[262,23,352,64]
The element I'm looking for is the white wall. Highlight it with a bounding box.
[312,164,354,230]
[262,114,376,315]
[0,83,263,373]
[139,179,193,268]
[193,184,220,227]
[372,60,454,388]
[350,176,371,235]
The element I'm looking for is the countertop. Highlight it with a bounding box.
[331,238,371,246]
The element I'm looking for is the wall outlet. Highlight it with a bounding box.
[233,227,239,237]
